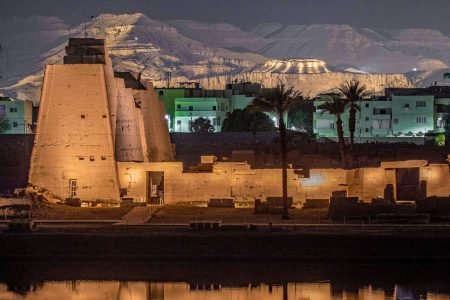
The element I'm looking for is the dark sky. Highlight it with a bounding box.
[1,0,450,32]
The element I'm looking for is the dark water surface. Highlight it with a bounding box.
[0,260,449,299]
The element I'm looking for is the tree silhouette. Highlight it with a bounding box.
[0,116,10,133]
[189,117,214,133]
[221,109,275,134]
[338,80,369,167]
[248,82,303,219]
[318,95,348,169]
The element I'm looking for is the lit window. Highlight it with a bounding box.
[372,119,390,129]
[416,116,427,124]
[416,101,426,108]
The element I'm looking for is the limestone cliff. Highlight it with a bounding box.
[153,72,411,97]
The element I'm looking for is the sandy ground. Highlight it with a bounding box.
[31,204,131,220]
[149,204,329,224]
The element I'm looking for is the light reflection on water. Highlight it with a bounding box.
[1,261,449,299]
[2,281,450,299]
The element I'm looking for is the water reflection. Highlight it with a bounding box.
[0,261,449,299]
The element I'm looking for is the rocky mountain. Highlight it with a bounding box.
[167,19,266,52]
[252,24,450,74]
[4,13,450,102]
[256,59,330,74]
[152,72,411,97]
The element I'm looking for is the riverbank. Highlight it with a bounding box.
[2,225,450,261]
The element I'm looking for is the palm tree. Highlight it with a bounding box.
[248,82,303,219]
[318,95,348,169]
[338,80,369,167]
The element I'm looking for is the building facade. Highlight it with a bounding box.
[0,97,33,134]
[314,86,450,144]
[155,83,256,132]
[29,38,173,202]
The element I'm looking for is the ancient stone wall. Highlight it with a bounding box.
[118,161,450,204]
[138,83,174,162]
[28,64,120,201]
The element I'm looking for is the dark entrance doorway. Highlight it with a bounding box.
[148,172,164,204]
[396,168,420,200]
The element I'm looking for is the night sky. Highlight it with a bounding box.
[1,0,450,32]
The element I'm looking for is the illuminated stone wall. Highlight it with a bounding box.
[118,161,449,204]
[29,64,120,201]
[114,79,145,162]
[28,40,173,201]
[420,164,450,197]
[138,83,174,162]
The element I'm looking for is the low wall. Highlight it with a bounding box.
[0,134,35,192]
[118,161,450,204]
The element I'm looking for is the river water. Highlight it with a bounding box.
[0,261,449,299]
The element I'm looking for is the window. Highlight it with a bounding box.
[188,106,193,111]
[12,122,18,128]
[78,157,84,161]
[213,117,221,126]
[101,156,106,160]
[81,114,86,119]
[416,116,427,124]
[158,91,164,97]
[176,120,181,125]
[90,156,95,161]
[365,103,369,108]
[372,119,390,129]
[365,128,369,132]
[404,104,410,109]
[365,117,369,121]
[373,108,392,115]
[9,107,17,113]
[416,101,426,108]
[69,179,77,198]
[212,106,217,111]
[0,105,5,117]
[393,118,399,124]
[437,118,444,128]
[317,120,334,129]
[176,104,181,109]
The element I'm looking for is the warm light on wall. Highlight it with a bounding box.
[301,174,325,187]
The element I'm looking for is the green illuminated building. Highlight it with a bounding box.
[313,86,450,144]
[0,97,33,134]
[155,83,258,132]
